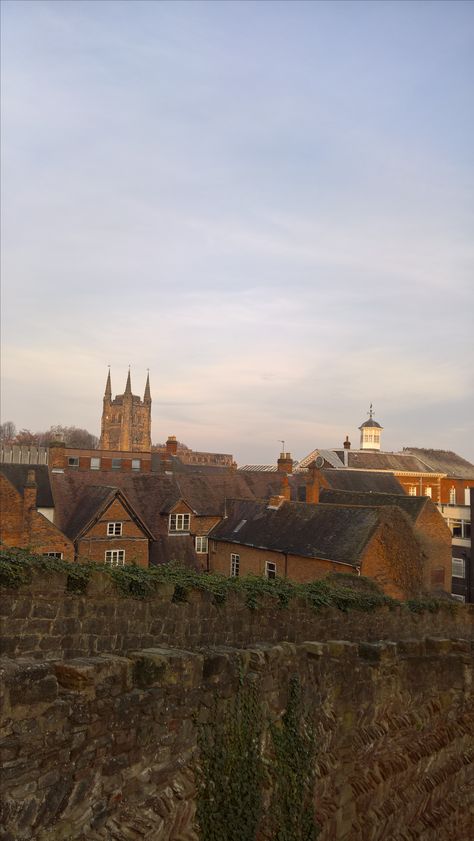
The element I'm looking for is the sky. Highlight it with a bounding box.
[1,0,473,465]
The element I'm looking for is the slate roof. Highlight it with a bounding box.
[331,450,440,473]
[320,469,405,494]
[0,464,53,507]
[298,449,345,469]
[402,448,474,480]
[210,498,383,565]
[319,489,428,522]
[359,419,382,429]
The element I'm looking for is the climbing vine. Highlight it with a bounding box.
[196,675,319,841]
[196,682,264,841]
[268,676,319,841]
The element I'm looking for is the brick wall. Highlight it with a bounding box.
[1,637,472,840]
[210,540,353,582]
[76,498,149,567]
[0,475,74,561]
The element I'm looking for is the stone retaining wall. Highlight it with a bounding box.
[1,570,473,661]
[1,638,473,841]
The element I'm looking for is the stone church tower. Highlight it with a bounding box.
[100,370,152,452]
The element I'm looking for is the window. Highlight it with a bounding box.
[68,457,79,468]
[195,536,208,553]
[425,487,432,498]
[112,458,122,470]
[90,457,101,470]
[43,552,63,559]
[131,459,141,470]
[265,561,277,580]
[451,593,465,603]
[105,550,125,566]
[107,522,122,536]
[169,513,191,532]
[230,553,240,577]
[449,520,471,539]
[408,486,417,496]
[449,486,456,504]
[452,557,466,578]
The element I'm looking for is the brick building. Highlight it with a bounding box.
[209,496,434,599]
[0,466,74,560]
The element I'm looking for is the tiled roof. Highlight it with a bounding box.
[320,489,428,522]
[0,464,53,507]
[210,498,383,565]
[359,419,382,429]
[402,448,474,480]
[51,470,281,537]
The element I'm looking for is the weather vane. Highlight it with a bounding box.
[368,403,374,419]
[278,439,285,452]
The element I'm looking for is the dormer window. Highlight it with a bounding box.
[169,513,190,533]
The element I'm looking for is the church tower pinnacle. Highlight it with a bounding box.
[99,368,152,453]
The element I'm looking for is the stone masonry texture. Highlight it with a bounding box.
[0,572,473,840]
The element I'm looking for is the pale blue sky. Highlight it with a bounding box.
[1,0,473,462]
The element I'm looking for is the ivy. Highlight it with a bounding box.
[196,682,264,841]
[196,676,319,841]
[269,676,319,841]
[0,548,457,617]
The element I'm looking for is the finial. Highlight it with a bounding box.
[278,439,285,454]
[144,369,151,402]
[105,366,112,398]
[125,367,132,395]
[368,403,374,419]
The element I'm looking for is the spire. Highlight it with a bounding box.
[125,366,132,396]
[104,367,112,399]
[144,370,151,402]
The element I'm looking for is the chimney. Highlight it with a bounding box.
[307,461,322,504]
[343,435,351,467]
[48,441,66,471]
[280,473,291,501]
[166,435,178,457]
[267,495,285,510]
[277,451,293,474]
[22,469,37,542]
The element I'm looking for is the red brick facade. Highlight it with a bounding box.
[0,473,74,560]
[76,498,149,567]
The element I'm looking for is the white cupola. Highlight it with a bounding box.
[358,404,383,450]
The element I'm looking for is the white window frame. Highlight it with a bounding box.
[90,457,101,470]
[265,561,277,580]
[169,513,191,533]
[451,593,465,603]
[449,486,456,504]
[195,536,208,553]
[425,486,432,498]
[68,457,79,468]
[112,458,122,470]
[105,549,125,566]
[230,553,240,577]
[43,552,63,559]
[408,486,417,496]
[107,522,122,536]
[131,459,141,470]
[452,557,466,578]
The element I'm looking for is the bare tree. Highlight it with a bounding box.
[0,421,16,443]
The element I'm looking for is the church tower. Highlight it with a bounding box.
[100,369,152,452]
[358,404,383,451]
